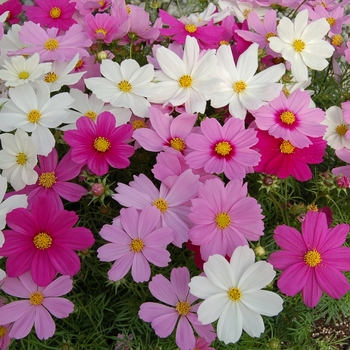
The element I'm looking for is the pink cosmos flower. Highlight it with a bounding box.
[185,117,261,180]
[188,177,264,261]
[252,90,326,148]
[133,106,197,155]
[64,111,134,176]
[333,148,350,176]
[24,0,77,31]
[253,129,326,182]
[0,298,11,350]
[138,267,216,350]
[0,195,95,286]
[75,0,112,15]
[193,338,215,350]
[7,148,86,210]
[0,271,74,339]
[0,0,22,24]
[13,21,92,62]
[269,211,350,308]
[113,169,199,247]
[97,206,173,283]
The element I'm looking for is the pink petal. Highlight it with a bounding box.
[149,274,178,306]
[31,250,58,287]
[48,246,81,277]
[277,263,309,296]
[42,275,73,297]
[42,297,74,318]
[9,306,35,339]
[2,275,31,298]
[138,206,160,239]
[34,306,56,340]
[120,207,139,239]
[301,270,323,308]
[108,253,133,281]
[0,300,31,324]
[131,253,151,282]
[170,267,190,301]
[152,312,179,338]
[138,302,176,323]
[176,316,196,350]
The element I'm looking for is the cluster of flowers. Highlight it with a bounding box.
[0,0,349,349]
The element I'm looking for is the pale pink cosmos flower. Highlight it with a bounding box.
[0,271,74,340]
[97,206,173,283]
[113,169,200,247]
[185,117,261,181]
[138,267,216,350]
[252,89,326,148]
[0,298,11,350]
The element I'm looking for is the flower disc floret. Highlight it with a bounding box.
[130,238,144,252]
[94,137,111,152]
[50,7,61,18]
[233,80,247,93]
[85,111,97,121]
[178,74,193,88]
[0,326,6,338]
[18,71,29,79]
[44,72,58,83]
[38,171,56,188]
[118,80,132,92]
[304,249,322,267]
[175,301,191,315]
[170,137,185,152]
[44,38,59,51]
[153,198,168,212]
[280,111,295,125]
[336,124,348,136]
[215,141,232,156]
[292,39,305,52]
[30,291,44,305]
[28,109,41,123]
[185,24,197,33]
[228,287,241,301]
[16,153,27,165]
[215,212,231,229]
[279,140,295,154]
[33,232,53,250]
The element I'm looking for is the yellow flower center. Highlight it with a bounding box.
[95,28,107,36]
[44,38,59,51]
[178,74,193,88]
[265,32,276,40]
[279,140,295,154]
[293,39,305,53]
[280,111,296,124]
[18,71,29,79]
[233,80,247,93]
[220,40,229,46]
[282,87,290,97]
[85,110,97,121]
[16,152,27,165]
[331,34,343,46]
[28,109,41,123]
[130,238,144,252]
[75,59,83,68]
[336,124,348,136]
[326,17,336,26]
[0,326,6,338]
[175,301,191,315]
[118,80,132,92]
[38,171,56,188]
[153,198,168,213]
[30,291,44,305]
[93,137,111,152]
[170,137,185,152]
[228,287,241,301]
[304,249,322,267]
[98,0,105,5]
[50,7,61,18]
[33,232,52,250]
[307,204,318,212]
[44,72,58,83]
[126,5,131,14]
[243,9,252,18]
[215,212,231,229]
[215,141,232,156]
[185,24,197,33]
[132,120,147,130]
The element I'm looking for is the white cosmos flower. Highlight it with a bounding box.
[321,106,350,150]
[268,9,334,82]
[218,1,267,22]
[0,129,38,191]
[211,43,285,120]
[189,245,283,345]
[61,88,132,130]
[84,59,161,117]
[0,81,74,156]
[0,53,52,87]
[149,35,221,114]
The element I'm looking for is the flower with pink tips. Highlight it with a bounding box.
[188,177,264,261]
[185,117,261,180]
[97,206,173,283]
[269,211,350,308]
[0,195,95,287]
[63,111,135,177]
[252,90,326,148]
[113,169,199,247]
[23,0,77,31]
[138,267,216,350]
[0,271,74,340]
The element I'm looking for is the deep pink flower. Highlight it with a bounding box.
[138,267,216,350]
[24,0,77,31]
[0,272,74,339]
[269,211,350,308]
[185,117,261,180]
[0,196,95,286]
[0,0,22,24]
[97,206,173,283]
[188,177,264,260]
[254,129,326,181]
[252,90,326,148]
[64,111,134,176]
[7,148,86,210]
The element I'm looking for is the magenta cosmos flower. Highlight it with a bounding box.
[185,117,261,180]
[0,196,95,286]
[252,90,326,148]
[64,111,134,176]
[269,211,350,308]
[97,206,173,283]
[253,129,326,181]
[24,0,77,31]
[188,177,264,261]
[113,169,199,247]
[0,271,74,340]
[9,148,86,210]
[138,267,216,350]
